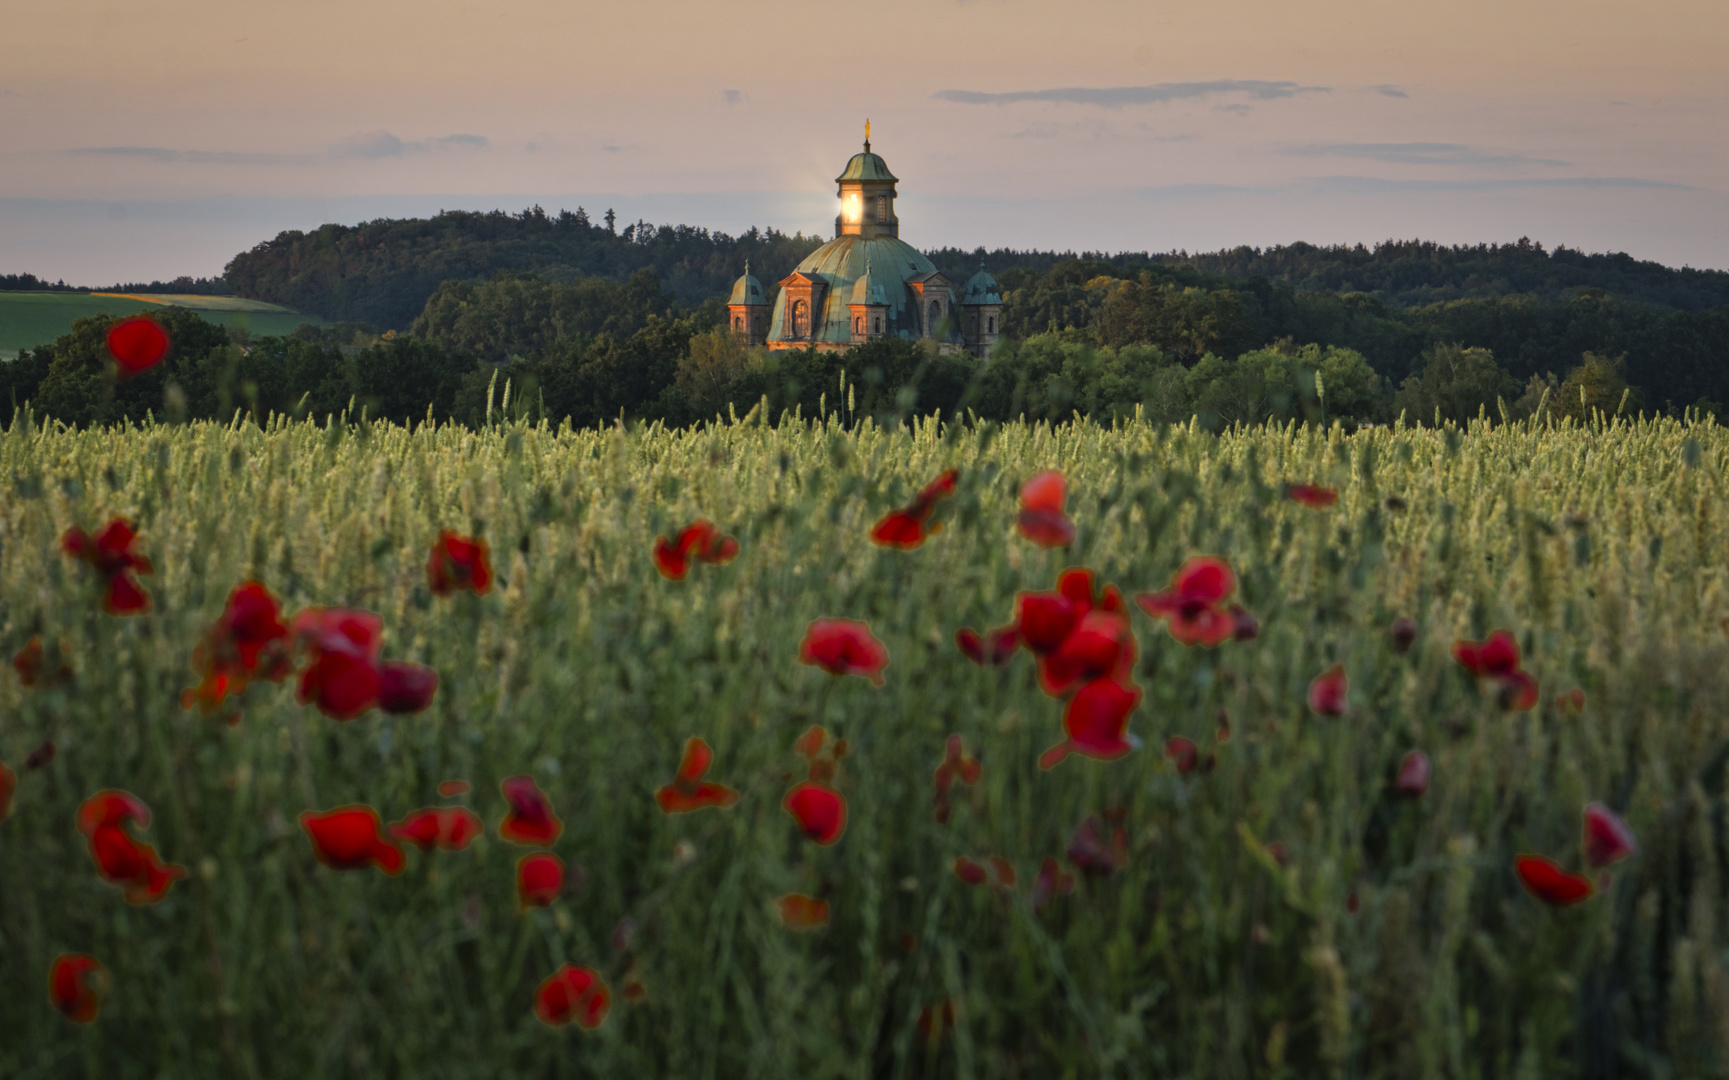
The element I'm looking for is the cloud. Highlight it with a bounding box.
[933,79,1330,108]
[1217,104,1253,116]
[331,131,488,159]
[1372,84,1409,98]
[1286,142,1569,168]
[67,146,307,165]
[722,89,747,106]
[1134,175,1689,201]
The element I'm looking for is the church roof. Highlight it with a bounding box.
[850,259,893,306]
[962,266,1003,306]
[728,262,767,306]
[767,235,958,345]
[836,143,898,183]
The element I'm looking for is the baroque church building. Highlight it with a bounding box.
[728,134,1002,358]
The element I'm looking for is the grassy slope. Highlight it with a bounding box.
[0,293,321,358]
[0,411,1726,1076]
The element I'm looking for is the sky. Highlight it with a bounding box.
[1,0,1726,285]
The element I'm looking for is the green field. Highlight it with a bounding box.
[0,292,321,359]
[2,408,1727,1077]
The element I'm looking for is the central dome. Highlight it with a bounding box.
[766,235,939,344]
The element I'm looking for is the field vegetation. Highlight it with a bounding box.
[2,401,1728,1077]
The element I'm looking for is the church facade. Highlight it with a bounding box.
[727,136,1002,358]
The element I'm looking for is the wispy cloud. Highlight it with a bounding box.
[721,89,747,106]
[1371,84,1410,98]
[1286,142,1569,168]
[933,79,1330,108]
[1136,175,1689,201]
[331,131,489,159]
[67,146,307,165]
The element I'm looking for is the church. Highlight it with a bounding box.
[727,131,1003,358]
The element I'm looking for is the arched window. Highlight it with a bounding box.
[928,300,940,331]
[873,316,881,335]
[876,194,887,223]
[988,315,995,334]
[734,316,742,331]
[854,316,861,334]
[792,299,808,338]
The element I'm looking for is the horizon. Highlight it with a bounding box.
[2,0,1725,284]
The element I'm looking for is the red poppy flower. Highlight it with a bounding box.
[76,789,150,837]
[652,519,739,580]
[498,775,563,845]
[777,894,830,930]
[1066,816,1128,876]
[534,964,611,1029]
[955,624,1019,666]
[61,519,153,615]
[1496,670,1541,712]
[106,316,169,377]
[1032,856,1075,909]
[0,759,14,823]
[186,581,292,714]
[517,852,566,908]
[1394,750,1431,797]
[76,789,186,904]
[48,954,107,1023]
[932,734,982,825]
[1015,566,1119,657]
[798,618,889,685]
[1037,609,1136,697]
[1390,616,1418,654]
[1135,556,1239,648]
[794,725,828,761]
[428,530,493,596]
[1308,664,1348,717]
[1016,469,1077,547]
[389,807,483,852]
[1229,605,1260,642]
[378,661,438,714]
[1515,854,1594,906]
[871,470,959,549]
[953,856,988,886]
[1164,736,1199,774]
[299,806,405,875]
[437,779,471,797]
[1583,803,1638,869]
[656,736,740,813]
[783,781,847,845]
[1038,677,1142,770]
[290,607,385,720]
[1287,483,1338,508]
[13,636,72,689]
[1452,630,1522,678]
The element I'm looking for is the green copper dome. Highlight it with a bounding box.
[835,142,898,184]
[768,235,958,345]
[850,258,893,306]
[962,266,1003,306]
[728,261,767,306]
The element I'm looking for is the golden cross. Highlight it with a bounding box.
[865,119,871,143]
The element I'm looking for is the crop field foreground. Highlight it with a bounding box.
[4,406,1729,1079]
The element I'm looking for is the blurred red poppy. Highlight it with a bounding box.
[378,661,438,714]
[1287,483,1338,508]
[1036,609,1136,698]
[1038,677,1141,769]
[1583,803,1638,869]
[1555,688,1587,714]
[1390,616,1418,654]
[1164,736,1199,774]
[186,581,292,714]
[798,618,889,685]
[955,624,1019,666]
[871,469,959,549]
[534,964,611,1029]
[77,790,186,904]
[13,636,72,689]
[1135,556,1240,647]
[1496,670,1541,712]
[61,519,152,615]
[48,953,107,1023]
[1514,854,1594,906]
[1229,605,1260,642]
[932,734,982,824]
[1032,856,1075,909]
[652,519,739,580]
[1394,750,1431,797]
[988,856,1017,887]
[783,781,847,845]
[437,779,471,797]
[1016,469,1076,547]
[499,775,563,845]
[656,736,740,813]
[517,853,566,909]
[777,894,830,930]
[953,856,988,886]
[107,316,168,376]
[1066,816,1128,876]
[1453,630,1539,711]
[292,608,384,720]
[0,759,13,823]
[794,725,828,761]
[300,806,405,875]
[389,807,483,852]
[428,530,493,596]
[1308,664,1348,717]
[76,789,149,837]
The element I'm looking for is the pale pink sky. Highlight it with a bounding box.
[2,0,1726,283]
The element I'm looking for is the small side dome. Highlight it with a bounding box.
[850,259,892,306]
[962,265,1002,305]
[729,261,767,306]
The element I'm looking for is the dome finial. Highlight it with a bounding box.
[864,118,870,153]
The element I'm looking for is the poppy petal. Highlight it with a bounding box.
[534,964,611,1029]
[783,781,847,845]
[1583,803,1638,869]
[1514,854,1595,906]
